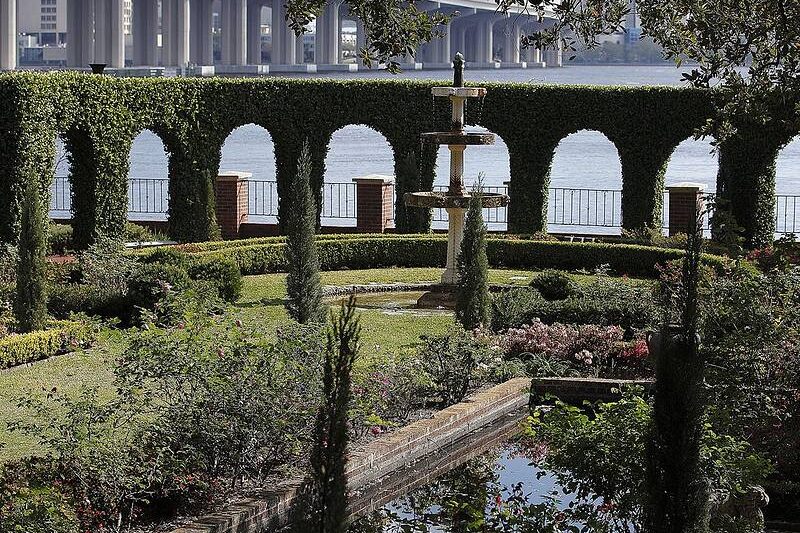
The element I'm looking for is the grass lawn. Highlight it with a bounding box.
[0,268,649,462]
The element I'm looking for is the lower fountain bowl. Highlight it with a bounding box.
[404,191,509,209]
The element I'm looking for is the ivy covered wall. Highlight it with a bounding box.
[0,72,793,252]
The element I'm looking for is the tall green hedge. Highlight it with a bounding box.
[0,72,795,259]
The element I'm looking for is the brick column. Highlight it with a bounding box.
[666,182,706,236]
[216,171,251,239]
[353,175,394,234]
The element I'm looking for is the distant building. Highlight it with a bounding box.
[17,0,133,66]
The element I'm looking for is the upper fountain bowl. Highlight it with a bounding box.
[404,191,509,210]
[420,131,495,146]
[432,87,488,98]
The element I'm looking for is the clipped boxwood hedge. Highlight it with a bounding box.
[138,235,740,279]
[0,320,97,369]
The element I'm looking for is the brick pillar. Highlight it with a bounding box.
[353,175,394,233]
[215,171,251,239]
[666,182,706,236]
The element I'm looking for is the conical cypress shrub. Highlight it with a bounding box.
[15,181,48,332]
[645,215,711,532]
[456,187,490,330]
[285,141,325,324]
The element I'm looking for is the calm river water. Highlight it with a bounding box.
[55,65,800,196]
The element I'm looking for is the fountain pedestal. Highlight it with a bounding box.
[404,54,509,308]
[442,206,466,285]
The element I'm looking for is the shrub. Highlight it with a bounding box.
[699,268,800,518]
[47,284,128,320]
[0,282,12,318]
[284,142,325,324]
[169,235,739,279]
[137,247,191,270]
[126,263,190,318]
[529,269,580,300]
[417,328,500,407]
[0,319,97,369]
[47,224,74,255]
[351,352,429,437]
[0,460,80,533]
[0,244,16,285]
[124,222,158,243]
[456,189,490,330]
[492,281,658,334]
[187,257,242,303]
[10,312,325,531]
[523,390,772,529]
[77,237,138,293]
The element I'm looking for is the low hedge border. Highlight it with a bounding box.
[136,235,743,279]
[0,320,97,369]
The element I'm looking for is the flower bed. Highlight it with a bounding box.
[498,320,650,379]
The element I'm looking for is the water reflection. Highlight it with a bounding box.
[347,442,584,533]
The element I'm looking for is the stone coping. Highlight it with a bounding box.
[171,378,531,533]
[320,282,528,298]
[352,174,394,184]
[532,376,655,404]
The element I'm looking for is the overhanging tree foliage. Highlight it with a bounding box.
[284,0,451,73]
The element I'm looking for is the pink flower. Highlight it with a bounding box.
[370,426,383,436]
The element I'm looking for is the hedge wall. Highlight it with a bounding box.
[143,235,739,279]
[0,73,795,258]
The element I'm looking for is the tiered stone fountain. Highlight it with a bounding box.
[405,53,509,307]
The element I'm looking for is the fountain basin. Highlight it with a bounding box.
[404,191,509,209]
[420,131,495,146]
[431,86,488,98]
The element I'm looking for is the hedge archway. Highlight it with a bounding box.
[550,130,623,231]
[324,124,395,226]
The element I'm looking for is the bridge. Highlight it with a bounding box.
[0,0,561,72]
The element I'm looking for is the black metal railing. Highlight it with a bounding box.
[247,179,279,217]
[51,176,169,215]
[247,180,357,219]
[775,195,799,235]
[127,178,169,214]
[549,188,620,227]
[48,177,800,236]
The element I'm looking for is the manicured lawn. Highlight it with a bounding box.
[0,268,649,462]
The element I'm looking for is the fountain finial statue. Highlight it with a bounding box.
[453,53,464,87]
